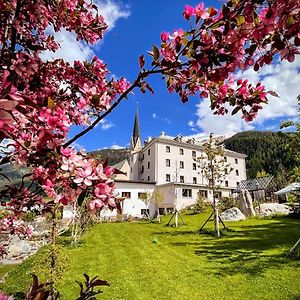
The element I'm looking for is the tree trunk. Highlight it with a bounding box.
[50,207,58,290]
[213,193,220,237]
[157,208,161,223]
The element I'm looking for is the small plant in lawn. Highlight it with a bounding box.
[76,274,109,300]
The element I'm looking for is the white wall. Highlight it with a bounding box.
[115,181,156,218]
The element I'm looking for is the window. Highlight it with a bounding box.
[180,176,184,183]
[148,149,151,155]
[235,169,239,176]
[193,163,197,170]
[225,168,228,174]
[182,189,192,197]
[237,182,240,186]
[166,174,171,182]
[138,192,147,199]
[147,176,150,181]
[166,146,170,153]
[166,159,170,167]
[225,181,228,187]
[141,166,144,173]
[180,161,184,169]
[122,192,131,198]
[180,148,184,155]
[192,150,196,157]
[235,158,238,164]
[147,161,150,169]
[224,156,227,162]
[198,190,208,198]
[193,177,197,184]
[215,191,222,199]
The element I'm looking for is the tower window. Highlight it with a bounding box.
[166,174,171,182]
[236,170,239,176]
[193,163,197,170]
[180,161,184,169]
[180,148,184,155]
[192,151,196,157]
[147,161,150,169]
[166,159,170,167]
[180,176,184,183]
[193,177,197,184]
[148,149,151,155]
[166,146,170,153]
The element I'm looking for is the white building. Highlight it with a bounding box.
[114,109,247,217]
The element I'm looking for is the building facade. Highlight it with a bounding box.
[113,109,247,216]
[127,110,247,211]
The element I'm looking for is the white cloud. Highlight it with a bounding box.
[99,119,115,130]
[96,0,130,30]
[193,56,300,135]
[188,120,194,127]
[111,144,125,149]
[41,1,130,63]
[152,113,172,125]
[41,29,94,63]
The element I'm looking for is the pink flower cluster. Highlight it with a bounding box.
[153,0,299,120]
[0,216,33,238]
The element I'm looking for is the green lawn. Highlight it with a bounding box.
[1,213,300,300]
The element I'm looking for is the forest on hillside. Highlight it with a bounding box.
[224,131,297,179]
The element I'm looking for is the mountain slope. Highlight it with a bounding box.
[224,131,296,178]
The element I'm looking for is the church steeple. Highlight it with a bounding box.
[130,107,142,153]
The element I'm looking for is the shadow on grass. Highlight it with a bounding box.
[153,230,197,236]
[193,217,300,276]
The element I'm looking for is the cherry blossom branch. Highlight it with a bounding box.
[63,63,189,148]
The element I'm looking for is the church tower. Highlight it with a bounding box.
[130,108,142,154]
[129,107,142,180]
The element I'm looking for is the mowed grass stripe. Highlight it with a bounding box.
[2,214,300,299]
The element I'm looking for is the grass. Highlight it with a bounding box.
[1,212,300,300]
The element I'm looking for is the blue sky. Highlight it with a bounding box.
[47,0,300,151]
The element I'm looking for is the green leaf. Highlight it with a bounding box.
[236,15,245,26]
[48,97,55,109]
[286,15,294,27]
[152,45,160,61]
[231,106,241,115]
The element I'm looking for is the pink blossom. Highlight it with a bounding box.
[195,3,209,20]
[161,32,169,43]
[88,199,104,211]
[94,183,112,197]
[74,166,95,186]
[183,5,196,20]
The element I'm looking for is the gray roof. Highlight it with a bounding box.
[112,159,128,170]
[234,176,275,192]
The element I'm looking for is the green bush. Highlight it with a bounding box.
[21,211,36,222]
[219,196,238,212]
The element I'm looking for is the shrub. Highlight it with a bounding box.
[218,196,238,212]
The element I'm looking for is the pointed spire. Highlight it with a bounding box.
[130,105,142,153]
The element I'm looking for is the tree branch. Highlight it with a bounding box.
[63,64,189,148]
